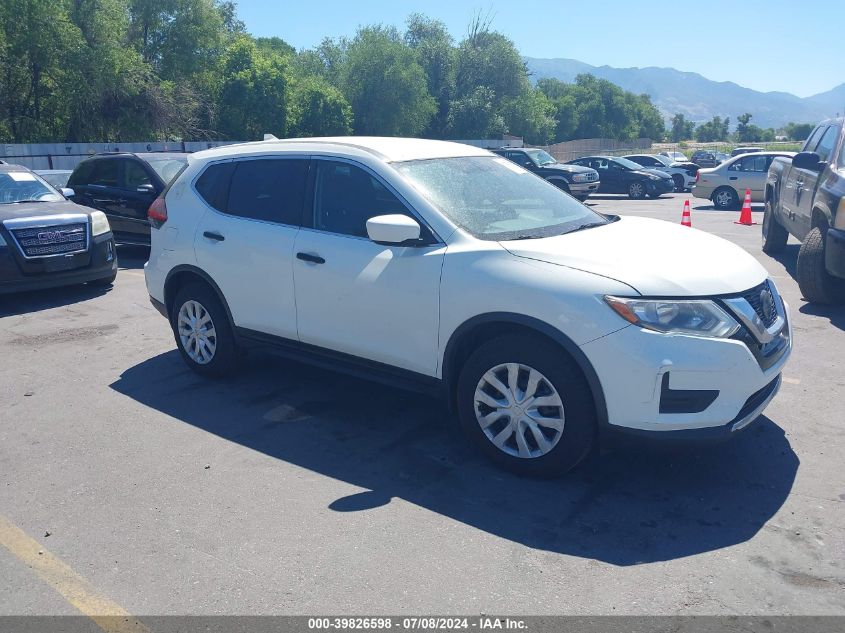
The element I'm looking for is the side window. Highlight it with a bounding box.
[195,162,236,212]
[743,155,768,172]
[67,161,94,187]
[225,159,308,224]
[813,126,838,163]
[313,161,408,238]
[124,160,152,189]
[89,160,119,187]
[803,126,826,153]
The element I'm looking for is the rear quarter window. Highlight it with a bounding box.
[194,162,235,211]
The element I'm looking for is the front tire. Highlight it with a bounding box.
[171,282,239,377]
[762,200,789,254]
[628,181,646,200]
[797,227,845,305]
[456,334,597,477]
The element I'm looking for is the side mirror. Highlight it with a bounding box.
[366,214,421,245]
[792,151,822,171]
[60,187,74,198]
[137,183,156,195]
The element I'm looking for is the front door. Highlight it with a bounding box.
[794,125,838,238]
[293,159,444,376]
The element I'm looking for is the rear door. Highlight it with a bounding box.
[193,157,308,339]
[72,158,127,231]
[118,159,159,242]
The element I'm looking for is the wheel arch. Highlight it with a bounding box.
[441,312,608,428]
[811,204,833,230]
[164,265,235,329]
[545,175,570,192]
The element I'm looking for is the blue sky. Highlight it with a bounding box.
[235,0,844,98]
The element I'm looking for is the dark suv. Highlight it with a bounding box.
[764,118,845,304]
[67,152,188,245]
[492,148,600,201]
[0,165,116,294]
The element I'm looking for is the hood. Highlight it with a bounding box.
[500,216,767,296]
[543,163,593,175]
[0,200,92,222]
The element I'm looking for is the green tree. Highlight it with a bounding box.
[446,86,504,138]
[405,14,455,138]
[287,76,352,137]
[783,122,815,142]
[217,36,290,140]
[454,26,528,104]
[669,113,695,142]
[501,89,556,145]
[339,26,435,136]
[694,116,730,142]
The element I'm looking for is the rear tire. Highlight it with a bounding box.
[456,334,597,477]
[713,187,739,210]
[171,282,239,377]
[628,181,646,200]
[762,200,789,254]
[797,227,845,305]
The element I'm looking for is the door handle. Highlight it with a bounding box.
[203,231,225,242]
[729,176,738,180]
[296,252,325,264]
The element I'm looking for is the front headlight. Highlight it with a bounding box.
[90,211,111,236]
[571,173,590,183]
[605,296,740,338]
[648,174,662,180]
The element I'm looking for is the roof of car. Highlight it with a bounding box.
[0,164,32,174]
[192,137,492,163]
[88,152,188,161]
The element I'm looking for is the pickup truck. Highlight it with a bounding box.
[492,148,600,201]
[764,118,845,304]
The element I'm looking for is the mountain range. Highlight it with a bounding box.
[525,57,845,130]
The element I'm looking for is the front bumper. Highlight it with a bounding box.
[569,181,600,199]
[646,179,674,195]
[580,300,792,435]
[0,233,116,294]
[825,227,845,279]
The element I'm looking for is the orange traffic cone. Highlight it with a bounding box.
[735,189,757,225]
[680,199,692,227]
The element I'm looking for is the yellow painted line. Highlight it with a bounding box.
[0,513,152,633]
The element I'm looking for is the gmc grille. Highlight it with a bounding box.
[11,223,88,258]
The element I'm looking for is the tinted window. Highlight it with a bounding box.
[124,161,152,188]
[89,160,119,187]
[729,155,767,172]
[313,161,408,237]
[813,126,838,163]
[226,159,308,224]
[67,161,94,187]
[195,162,235,212]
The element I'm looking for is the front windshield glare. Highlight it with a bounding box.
[0,172,64,204]
[613,157,646,170]
[396,156,608,240]
[526,149,556,166]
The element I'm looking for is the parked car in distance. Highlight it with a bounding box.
[690,150,719,168]
[731,147,764,157]
[693,151,795,210]
[566,156,674,199]
[145,137,791,476]
[764,118,845,304]
[67,152,188,245]
[491,148,600,201]
[623,153,699,192]
[715,152,729,164]
[659,151,690,163]
[34,169,73,189]
[0,164,117,293]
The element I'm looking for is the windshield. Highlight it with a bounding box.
[525,149,556,166]
[612,157,646,170]
[395,156,608,240]
[652,155,673,166]
[0,171,64,204]
[146,157,188,184]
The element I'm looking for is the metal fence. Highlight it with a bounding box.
[527,138,652,162]
[0,141,239,170]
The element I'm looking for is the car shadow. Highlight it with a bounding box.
[799,302,845,330]
[0,283,112,317]
[117,245,150,271]
[111,350,798,566]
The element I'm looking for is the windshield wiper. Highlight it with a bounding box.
[565,221,607,234]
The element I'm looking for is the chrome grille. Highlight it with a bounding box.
[11,223,88,258]
[740,280,778,328]
[585,172,599,182]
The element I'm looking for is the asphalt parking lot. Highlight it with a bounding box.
[1,193,843,617]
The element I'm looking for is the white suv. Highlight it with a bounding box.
[144,137,792,476]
